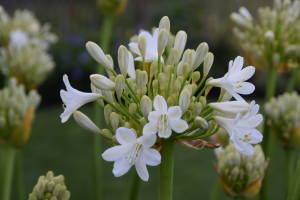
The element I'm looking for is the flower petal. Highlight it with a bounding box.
[235,140,254,156]
[143,123,158,135]
[135,157,149,181]
[230,56,244,74]
[209,101,249,118]
[138,133,157,148]
[238,114,263,128]
[214,116,234,136]
[142,147,161,166]
[248,129,263,144]
[148,111,160,124]
[167,106,182,120]
[158,126,172,138]
[116,127,137,145]
[102,144,134,162]
[153,95,168,114]
[236,82,255,95]
[230,66,255,82]
[129,43,141,56]
[168,119,188,133]
[60,101,83,123]
[112,158,132,177]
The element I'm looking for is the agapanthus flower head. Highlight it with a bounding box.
[61,16,262,181]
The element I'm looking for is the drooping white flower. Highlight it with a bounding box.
[214,107,263,156]
[207,56,255,101]
[60,74,101,123]
[102,127,161,181]
[143,95,188,138]
[9,29,29,48]
[129,28,164,63]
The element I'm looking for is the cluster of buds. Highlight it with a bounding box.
[265,91,300,147]
[60,16,263,181]
[0,77,40,147]
[28,171,70,200]
[0,45,55,89]
[0,6,58,49]
[231,0,300,70]
[215,144,269,199]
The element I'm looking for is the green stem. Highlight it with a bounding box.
[194,85,208,103]
[286,63,300,93]
[93,15,114,200]
[233,197,245,200]
[147,76,153,100]
[287,154,300,200]
[158,139,174,200]
[0,145,16,200]
[128,172,141,200]
[166,68,173,99]
[191,76,206,97]
[285,147,295,197]
[15,150,25,200]
[158,56,161,95]
[179,71,192,94]
[209,178,221,200]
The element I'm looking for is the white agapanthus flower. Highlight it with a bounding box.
[60,74,101,123]
[9,29,29,48]
[129,28,164,63]
[214,106,263,156]
[102,127,161,181]
[207,56,255,101]
[143,95,188,138]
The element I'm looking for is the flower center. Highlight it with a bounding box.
[156,114,169,135]
[239,133,252,142]
[125,143,142,165]
[235,79,245,89]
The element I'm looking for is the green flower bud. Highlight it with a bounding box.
[140,95,152,120]
[115,75,125,99]
[139,71,148,89]
[199,96,207,107]
[102,129,113,140]
[110,112,120,132]
[159,16,170,32]
[118,45,129,77]
[179,89,191,115]
[157,29,169,56]
[129,103,137,115]
[112,135,118,145]
[192,71,201,84]
[109,76,115,82]
[182,63,190,78]
[203,52,214,76]
[124,122,131,129]
[73,111,102,134]
[140,117,147,127]
[169,48,179,67]
[167,97,174,108]
[138,36,147,58]
[104,105,112,124]
[174,31,187,62]
[158,73,167,90]
[174,81,182,96]
[150,62,158,78]
[152,79,158,94]
[191,42,209,71]
[205,77,214,97]
[193,102,202,117]
[194,116,208,129]
[164,65,171,79]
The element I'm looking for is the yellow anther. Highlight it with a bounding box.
[242,79,244,83]
[136,154,138,157]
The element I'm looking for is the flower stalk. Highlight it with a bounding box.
[287,154,300,200]
[286,63,300,93]
[285,147,295,197]
[128,172,141,200]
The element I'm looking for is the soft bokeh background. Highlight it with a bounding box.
[1,0,299,199]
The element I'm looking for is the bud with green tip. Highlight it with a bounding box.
[129,103,137,115]
[195,117,208,129]
[140,95,152,120]
[199,96,207,107]
[118,45,129,77]
[110,112,120,132]
[90,74,115,91]
[203,52,214,76]
[104,104,112,124]
[159,16,170,32]
[157,29,169,56]
[179,89,191,115]
[150,62,158,78]
[167,97,175,107]
[138,36,147,58]
[193,102,202,117]
[182,63,190,77]
[73,111,102,134]
[191,42,209,71]
[115,75,125,99]
[169,48,179,67]
[192,71,201,84]
[158,73,167,90]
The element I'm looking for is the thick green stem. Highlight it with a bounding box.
[209,178,221,200]
[287,154,300,200]
[285,147,295,197]
[286,64,300,93]
[233,197,245,200]
[93,15,114,200]
[128,172,141,200]
[0,145,16,200]
[15,150,25,200]
[158,139,174,200]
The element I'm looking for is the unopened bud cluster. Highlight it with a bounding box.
[28,171,70,200]
[231,0,300,70]
[216,144,266,198]
[265,91,300,147]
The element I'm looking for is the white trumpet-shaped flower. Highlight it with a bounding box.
[60,75,101,123]
[214,106,263,156]
[129,28,164,63]
[143,95,188,138]
[207,56,255,101]
[102,127,161,181]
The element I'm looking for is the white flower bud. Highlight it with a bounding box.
[203,52,214,76]
[169,48,179,67]
[152,79,159,93]
[179,89,191,115]
[239,7,253,21]
[138,36,147,58]
[199,96,207,107]
[194,116,209,129]
[150,62,158,78]
[129,103,137,115]
[174,81,181,95]
[140,95,152,120]
[157,29,169,56]
[110,112,119,132]
[86,42,112,71]
[191,42,209,71]
[91,83,104,107]
[118,45,129,77]
[230,13,252,28]
[28,89,41,109]
[174,31,187,62]
[159,16,170,32]
[105,54,114,77]
[115,75,125,99]
[193,102,202,116]
[205,77,214,97]
[90,74,115,91]
[104,105,112,124]
[264,30,275,42]
[192,72,201,84]
[73,111,101,134]
[158,73,167,90]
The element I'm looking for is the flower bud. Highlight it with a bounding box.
[164,65,171,79]
[110,112,119,132]
[28,90,41,109]
[158,73,167,90]
[129,103,137,115]
[139,71,148,88]
[179,89,191,115]
[191,42,209,71]
[91,83,104,107]
[159,16,170,32]
[157,29,169,56]
[138,36,147,58]
[102,129,113,140]
[105,54,114,77]
[264,30,275,42]
[140,95,152,120]
[205,77,214,97]
[239,7,253,21]
[150,62,158,78]
[90,74,115,91]
[182,63,190,77]
[152,79,158,93]
[195,117,208,129]
[104,105,112,124]
[230,12,252,28]
[193,102,202,117]
[169,48,179,67]
[192,71,201,84]
[140,117,147,127]
[86,42,112,71]
[118,45,129,77]
[167,97,174,107]
[174,81,182,96]
[174,31,187,62]
[115,75,125,99]
[73,111,101,134]
[203,52,214,76]
[199,96,207,107]
[124,122,131,129]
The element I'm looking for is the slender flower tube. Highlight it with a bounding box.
[214,108,263,156]
[90,74,115,91]
[60,75,101,123]
[129,28,164,63]
[143,95,188,138]
[102,127,161,181]
[73,111,101,134]
[209,101,257,118]
[207,56,255,101]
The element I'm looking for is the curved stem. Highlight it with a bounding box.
[128,172,141,200]
[191,76,206,97]
[286,63,300,93]
[194,85,208,103]
[285,147,295,197]
[159,139,174,200]
[287,154,300,200]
